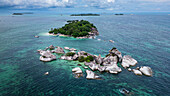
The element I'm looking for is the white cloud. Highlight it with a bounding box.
[0,0,75,8]
[140,0,170,2]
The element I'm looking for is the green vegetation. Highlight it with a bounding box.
[70,14,100,16]
[65,52,76,56]
[115,13,124,15]
[84,53,88,55]
[78,56,85,62]
[78,55,94,62]
[49,20,97,38]
[85,56,94,62]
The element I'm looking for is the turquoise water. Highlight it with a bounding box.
[0,13,170,96]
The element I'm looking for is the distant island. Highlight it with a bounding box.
[12,12,33,15]
[49,20,99,39]
[12,13,23,15]
[115,13,124,15]
[70,13,100,16]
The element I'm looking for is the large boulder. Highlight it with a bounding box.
[103,56,118,66]
[86,70,100,79]
[121,55,137,68]
[49,45,55,50]
[39,50,56,62]
[60,56,73,60]
[139,66,153,76]
[105,64,122,74]
[69,48,77,51]
[72,67,83,74]
[89,63,98,71]
[132,69,142,75]
[95,54,103,64]
[109,48,122,62]
[78,51,87,57]
[97,66,106,72]
[73,54,79,60]
[54,47,65,54]
[64,47,70,50]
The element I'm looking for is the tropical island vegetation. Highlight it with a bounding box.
[49,20,99,39]
[70,13,100,16]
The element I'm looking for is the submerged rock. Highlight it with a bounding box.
[133,69,142,75]
[121,55,137,68]
[139,66,153,76]
[109,40,114,43]
[86,70,100,79]
[34,36,39,38]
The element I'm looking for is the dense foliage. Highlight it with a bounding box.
[78,56,85,62]
[65,52,76,56]
[85,56,94,62]
[49,20,97,37]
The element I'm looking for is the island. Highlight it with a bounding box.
[12,12,33,15]
[12,13,23,15]
[37,45,153,79]
[70,13,100,16]
[115,13,124,15]
[49,20,99,39]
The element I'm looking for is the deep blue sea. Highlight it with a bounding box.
[0,11,170,96]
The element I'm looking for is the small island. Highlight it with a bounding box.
[12,13,23,15]
[115,13,124,15]
[49,20,99,39]
[70,13,100,16]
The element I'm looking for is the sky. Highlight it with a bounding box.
[0,0,170,12]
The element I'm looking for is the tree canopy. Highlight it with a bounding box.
[49,20,97,38]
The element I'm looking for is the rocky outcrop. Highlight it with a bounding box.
[53,47,65,54]
[139,66,153,76]
[49,45,55,50]
[39,50,56,62]
[132,69,142,75]
[103,55,118,66]
[72,67,83,74]
[105,64,122,74]
[109,40,114,43]
[95,54,103,64]
[89,63,99,71]
[97,66,106,72]
[78,51,87,57]
[73,54,79,60]
[69,48,77,51]
[64,47,69,50]
[86,70,100,79]
[60,56,73,60]
[121,55,137,68]
[109,48,122,62]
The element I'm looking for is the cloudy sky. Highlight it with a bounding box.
[0,0,170,12]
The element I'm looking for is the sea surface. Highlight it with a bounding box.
[0,12,170,96]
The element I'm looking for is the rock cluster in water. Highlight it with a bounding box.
[37,45,153,79]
